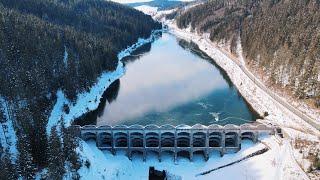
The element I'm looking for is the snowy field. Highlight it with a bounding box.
[77,136,309,180]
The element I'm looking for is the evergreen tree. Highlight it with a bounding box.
[61,119,81,176]
[0,149,18,180]
[47,126,65,179]
[17,132,36,179]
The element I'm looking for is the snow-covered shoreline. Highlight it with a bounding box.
[163,20,319,136]
[47,29,163,134]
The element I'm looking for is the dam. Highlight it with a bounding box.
[74,123,274,161]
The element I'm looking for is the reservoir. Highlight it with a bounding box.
[77,33,259,126]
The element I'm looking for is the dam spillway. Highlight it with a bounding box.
[74,123,274,161]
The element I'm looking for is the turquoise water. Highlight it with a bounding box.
[94,33,259,126]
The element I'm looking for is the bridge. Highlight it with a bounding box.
[73,123,274,161]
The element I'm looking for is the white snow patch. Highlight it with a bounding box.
[0,96,18,160]
[135,5,158,16]
[63,46,68,68]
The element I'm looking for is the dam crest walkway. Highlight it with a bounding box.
[74,123,274,161]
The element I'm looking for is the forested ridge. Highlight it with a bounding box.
[0,0,161,178]
[175,0,320,107]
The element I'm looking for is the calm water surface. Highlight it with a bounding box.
[85,33,258,126]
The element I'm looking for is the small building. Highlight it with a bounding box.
[149,167,166,180]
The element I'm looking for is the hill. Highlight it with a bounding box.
[175,0,320,108]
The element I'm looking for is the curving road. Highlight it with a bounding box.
[167,24,319,131]
[202,38,320,131]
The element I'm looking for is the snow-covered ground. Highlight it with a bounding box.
[0,96,18,160]
[135,5,158,16]
[77,136,309,180]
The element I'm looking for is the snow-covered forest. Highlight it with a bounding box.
[0,0,160,178]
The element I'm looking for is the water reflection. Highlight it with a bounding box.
[74,79,120,126]
[178,39,234,88]
[92,33,259,126]
[122,41,152,64]
[97,34,258,125]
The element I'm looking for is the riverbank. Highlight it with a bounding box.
[137,5,320,133]
[159,16,320,178]
[163,20,319,135]
[46,29,163,135]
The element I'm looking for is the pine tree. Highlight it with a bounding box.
[47,126,65,179]
[29,103,49,168]
[0,149,18,180]
[17,132,36,179]
[61,119,81,176]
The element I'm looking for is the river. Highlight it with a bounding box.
[75,33,259,126]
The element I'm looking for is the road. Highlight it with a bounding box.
[167,24,319,131]
[202,38,320,131]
